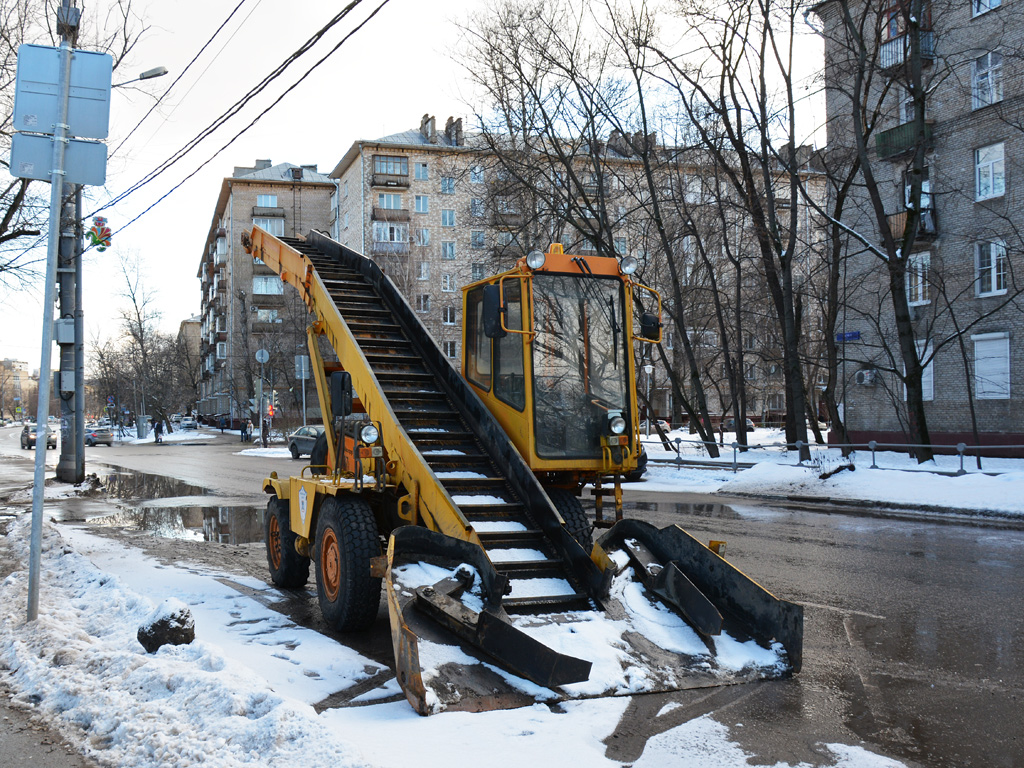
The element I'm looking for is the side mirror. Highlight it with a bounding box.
[640,312,661,341]
[329,371,352,419]
[482,284,507,339]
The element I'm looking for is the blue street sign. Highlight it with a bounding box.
[836,331,861,342]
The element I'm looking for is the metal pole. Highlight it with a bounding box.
[56,182,77,481]
[258,361,264,446]
[73,187,84,480]
[302,375,307,427]
[28,21,74,622]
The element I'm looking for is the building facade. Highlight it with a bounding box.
[818,0,1024,450]
[196,160,334,426]
[0,358,31,422]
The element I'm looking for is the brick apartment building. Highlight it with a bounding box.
[817,0,1024,450]
[196,160,334,426]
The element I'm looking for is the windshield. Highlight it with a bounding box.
[531,273,629,459]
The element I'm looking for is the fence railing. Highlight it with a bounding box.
[641,435,1024,475]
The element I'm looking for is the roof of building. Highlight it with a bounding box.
[232,161,333,183]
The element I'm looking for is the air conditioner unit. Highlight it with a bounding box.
[855,368,877,386]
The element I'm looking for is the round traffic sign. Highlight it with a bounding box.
[255,349,269,364]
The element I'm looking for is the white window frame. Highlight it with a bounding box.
[471,263,485,281]
[440,176,455,195]
[442,306,457,325]
[470,165,484,184]
[471,198,485,218]
[416,295,431,313]
[417,261,430,281]
[443,340,457,358]
[976,239,1007,297]
[972,52,1003,110]
[471,230,486,249]
[253,217,284,236]
[975,143,1005,201]
[256,194,278,207]
[415,195,429,213]
[614,236,627,255]
[378,193,402,209]
[372,221,409,243]
[416,228,430,247]
[442,274,455,292]
[442,241,456,260]
[216,342,227,359]
[972,332,1010,399]
[441,209,456,228]
[252,276,283,295]
[415,162,429,180]
[972,0,1001,17]
[907,252,931,306]
[903,341,934,401]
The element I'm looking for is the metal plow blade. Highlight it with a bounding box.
[385,525,801,716]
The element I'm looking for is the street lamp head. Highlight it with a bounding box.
[112,66,169,88]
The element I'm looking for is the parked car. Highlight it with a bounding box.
[639,419,671,433]
[287,425,325,459]
[623,446,648,482]
[85,424,113,447]
[180,417,198,430]
[20,424,56,449]
[723,417,757,432]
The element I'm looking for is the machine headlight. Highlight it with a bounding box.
[526,250,546,269]
[609,415,626,435]
[359,424,380,444]
[619,255,638,275]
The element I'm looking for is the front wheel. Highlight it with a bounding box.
[314,495,381,632]
[265,496,310,587]
[546,487,593,553]
[290,443,300,460]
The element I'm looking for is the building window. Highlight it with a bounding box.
[972,332,1010,398]
[443,306,457,324]
[444,340,457,358]
[976,239,1007,296]
[975,143,1005,200]
[496,231,513,247]
[440,176,455,194]
[378,193,402,209]
[415,195,429,213]
[744,363,757,380]
[973,52,1003,109]
[416,295,431,313]
[972,0,1000,17]
[343,180,349,197]
[471,230,486,249]
[614,236,627,255]
[415,162,428,180]
[373,155,408,175]
[216,342,227,359]
[416,228,430,246]
[470,165,484,183]
[418,261,429,280]
[252,276,283,295]
[441,209,456,227]
[442,274,454,292]
[471,198,484,218]
[907,252,930,305]
[255,309,280,323]
[472,263,485,281]
[372,221,409,243]
[442,241,456,260]
[256,194,277,207]
[253,217,284,236]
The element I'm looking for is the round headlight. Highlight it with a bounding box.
[619,255,638,275]
[609,415,626,435]
[526,250,546,269]
[359,424,380,444]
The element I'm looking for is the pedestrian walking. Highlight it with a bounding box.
[220,416,226,434]
[240,420,247,442]
[153,418,164,444]
[246,419,254,442]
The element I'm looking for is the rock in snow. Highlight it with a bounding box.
[137,597,195,653]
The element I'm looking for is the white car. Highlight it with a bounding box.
[180,417,198,430]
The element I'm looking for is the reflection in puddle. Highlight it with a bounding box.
[624,500,741,519]
[98,467,207,500]
[92,505,263,545]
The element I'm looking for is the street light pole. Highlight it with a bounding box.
[643,363,654,437]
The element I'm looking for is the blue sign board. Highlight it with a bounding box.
[836,331,861,342]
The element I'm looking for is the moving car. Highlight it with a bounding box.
[85,424,114,446]
[180,417,198,430]
[287,425,324,459]
[21,424,56,449]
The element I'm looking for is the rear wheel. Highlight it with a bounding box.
[289,443,300,460]
[265,495,310,587]
[546,488,592,552]
[314,495,381,631]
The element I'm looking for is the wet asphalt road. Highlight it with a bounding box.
[2,427,1022,767]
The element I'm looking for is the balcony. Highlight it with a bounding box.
[372,241,411,256]
[372,173,410,188]
[887,208,938,241]
[371,207,410,222]
[252,206,285,218]
[493,211,522,226]
[880,31,935,70]
[876,120,933,160]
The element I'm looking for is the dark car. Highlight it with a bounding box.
[723,417,757,432]
[85,424,113,446]
[287,425,325,459]
[21,424,56,450]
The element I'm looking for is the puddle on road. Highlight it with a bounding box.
[622,499,741,519]
[93,465,263,545]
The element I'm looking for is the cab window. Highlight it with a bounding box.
[464,287,492,391]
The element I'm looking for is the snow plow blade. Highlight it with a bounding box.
[596,519,804,672]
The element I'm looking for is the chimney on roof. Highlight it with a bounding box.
[255,159,272,170]
[445,117,463,146]
[420,114,437,143]
[290,167,303,180]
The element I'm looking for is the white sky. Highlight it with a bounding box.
[2,0,485,372]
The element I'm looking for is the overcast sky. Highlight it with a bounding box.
[3,0,483,373]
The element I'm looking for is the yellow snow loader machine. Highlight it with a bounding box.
[247,228,802,715]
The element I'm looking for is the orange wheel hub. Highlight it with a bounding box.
[269,515,282,569]
[320,528,341,601]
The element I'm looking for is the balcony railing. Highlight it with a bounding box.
[880,31,935,69]
[372,173,410,188]
[887,208,938,240]
[876,120,933,160]
[493,211,522,226]
[252,206,285,218]
[372,241,411,255]
[371,207,410,222]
